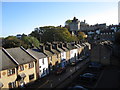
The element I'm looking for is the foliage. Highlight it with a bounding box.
[65,20,72,25]
[3,36,25,48]
[77,32,87,40]
[29,26,77,43]
[21,36,40,48]
[40,26,77,43]
[3,36,40,49]
[29,29,41,41]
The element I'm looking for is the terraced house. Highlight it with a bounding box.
[0,48,17,89]
[52,43,67,69]
[27,48,49,78]
[5,47,37,88]
[45,43,61,72]
[38,43,60,74]
[68,43,78,63]
[0,41,91,89]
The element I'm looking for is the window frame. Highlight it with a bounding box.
[42,59,44,64]
[8,82,16,88]
[28,62,34,69]
[19,65,24,71]
[7,69,15,76]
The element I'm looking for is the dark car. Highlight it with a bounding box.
[80,73,97,81]
[54,67,66,75]
[68,85,88,90]
[70,60,79,66]
[70,61,76,66]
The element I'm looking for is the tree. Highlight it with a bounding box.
[3,36,25,48]
[65,20,72,30]
[77,32,87,40]
[3,36,40,49]
[65,20,72,25]
[21,36,40,48]
[40,26,77,43]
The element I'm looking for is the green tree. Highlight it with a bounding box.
[3,36,25,48]
[65,20,72,25]
[3,36,40,49]
[40,26,77,43]
[65,20,72,30]
[77,32,87,40]
[21,36,40,48]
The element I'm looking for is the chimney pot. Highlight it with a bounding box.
[40,45,45,53]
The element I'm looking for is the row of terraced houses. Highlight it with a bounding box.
[0,41,91,89]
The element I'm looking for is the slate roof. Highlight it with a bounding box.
[67,43,76,50]
[62,46,69,52]
[57,47,64,53]
[0,49,17,71]
[51,49,60,54]
[44,50,54,57]
[27,48,47,60]
[6,47,36,65]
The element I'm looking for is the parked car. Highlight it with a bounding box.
[70,61,76,66]
[88,62,102,70]
[54,67,66,75]
[68,85,88,90]
[70,60,80,66]
[79,73,97,81]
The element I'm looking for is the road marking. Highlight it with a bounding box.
[94,69,104,88]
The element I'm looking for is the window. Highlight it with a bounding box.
[29,62,34,69]
[29,74,34,80]
[8,69,15,76]
[43,68,45,75]
[8,82,16,88]
[40,70,41,72]
[42,59,44,64]
[19,65,24,71]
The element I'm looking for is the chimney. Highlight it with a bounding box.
[75,41,78,45]
[78,41,80,44]
[84,20,86,23]
[59,43,63,48]
[46,44,52,51]
[40,45,45,53]
[64,43,68,48]
[53,43,58,50]
[71,42,75,46]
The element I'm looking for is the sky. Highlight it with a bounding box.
[1,1,119,37]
